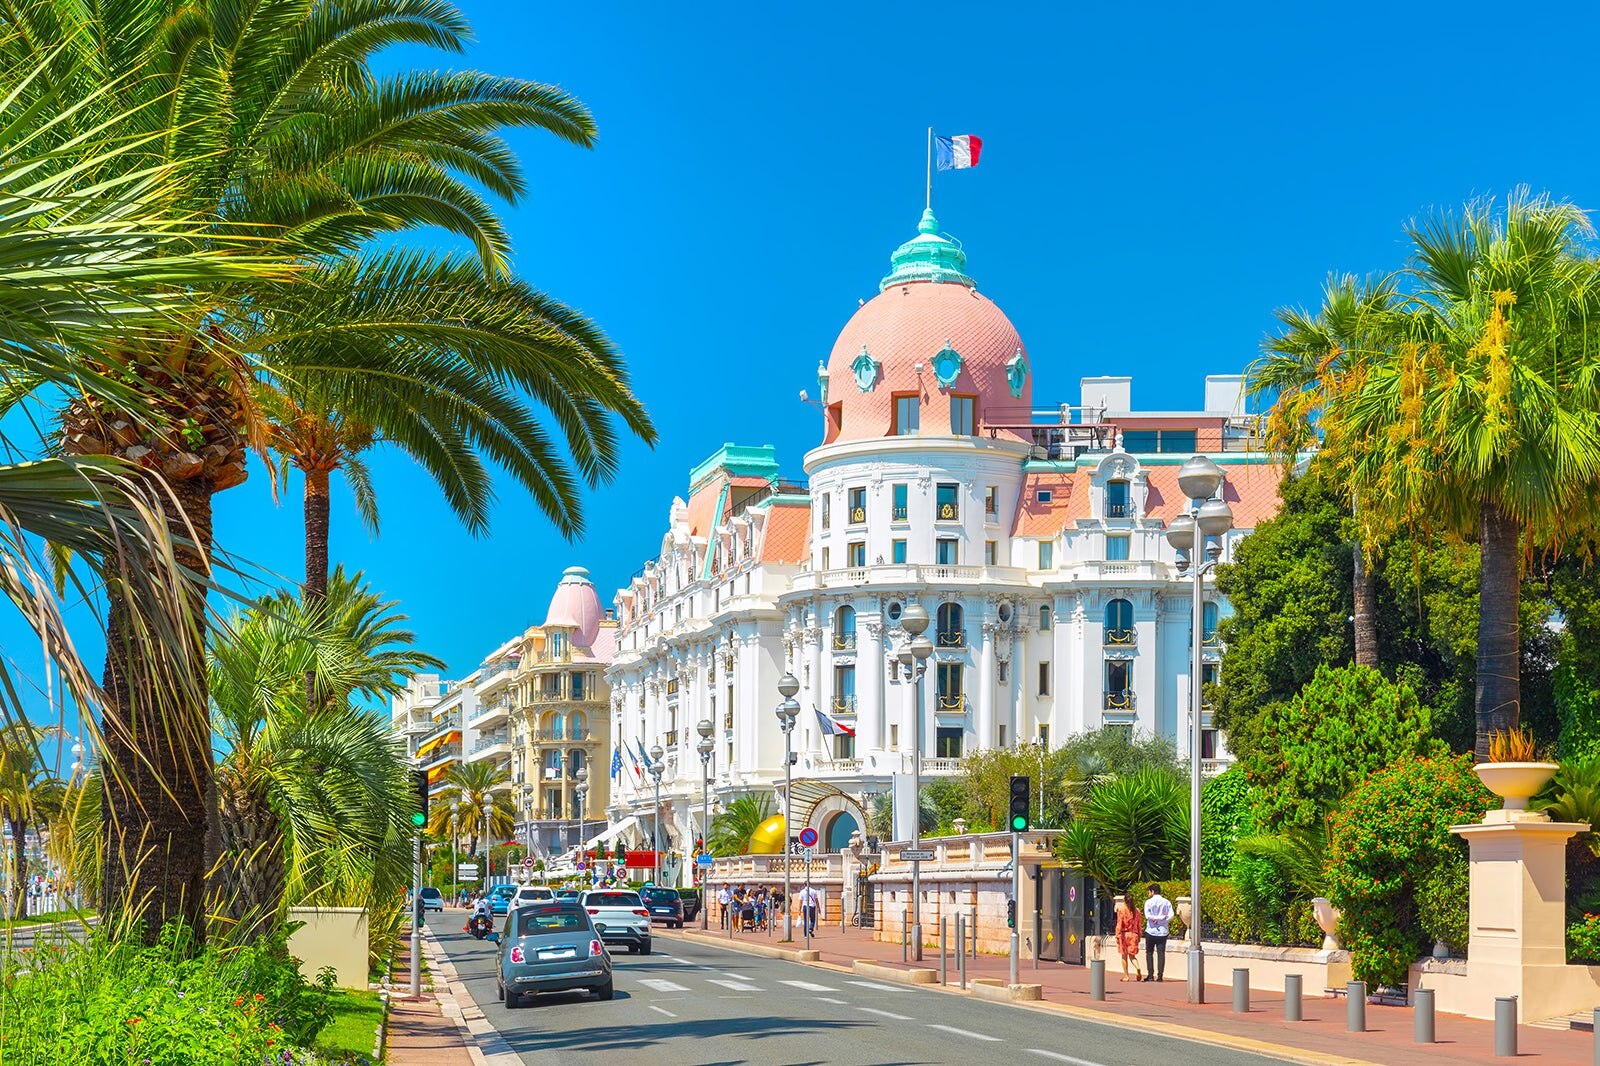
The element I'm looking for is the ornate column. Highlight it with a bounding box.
[977,620,996,750]
[859,619,884,754]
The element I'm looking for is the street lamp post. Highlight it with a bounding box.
[520,782,533,861]
[774,673,801,941]
[648,745,665,886]
[575,766,589,886]
[481,800,494,881]
[1165,455,1234,1006]
[894,604,934,961]
[697,718,715,930]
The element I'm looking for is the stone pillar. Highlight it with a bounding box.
[859,620,884,755]
[1445,809,1593,1022]
[977,621,995,750]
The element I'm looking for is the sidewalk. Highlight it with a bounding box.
[670,916,1597,1066]
[385,911,477,1066]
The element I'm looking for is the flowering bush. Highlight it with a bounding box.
[1568,913,1600,964]
[1327,755,1492,987]
[0,924,340,1064]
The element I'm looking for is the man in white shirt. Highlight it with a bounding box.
[798,884,821,938]
[1142,883,1173,982]
[717,886,733,929]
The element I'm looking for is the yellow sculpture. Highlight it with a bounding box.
[748,814,787,854]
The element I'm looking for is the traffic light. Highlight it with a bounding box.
[1006,899,1016,929]
[411,770,429,829]
[1008,774,1030,833]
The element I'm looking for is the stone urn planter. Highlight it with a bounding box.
[1175,896,1192,927]
[1474,762,1559,811]
[1311,897,1341,951]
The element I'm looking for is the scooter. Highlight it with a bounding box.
[468,913,494,940]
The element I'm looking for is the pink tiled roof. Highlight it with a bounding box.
[1012,472,1088,536]
[759,502,811,564]
[1141,465,1283,528]
[684,479,722,538]
[823,281,1030,444]
[573,623,617,665]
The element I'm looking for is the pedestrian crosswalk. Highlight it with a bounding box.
[637,978,690,994]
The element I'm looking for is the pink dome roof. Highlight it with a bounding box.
[544,566,602,648]
[821,211,1030,444]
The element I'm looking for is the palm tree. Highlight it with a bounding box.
[707,794,774,857]
[209,572,439,935]
[429,761,517,858]
[1322,191,1600,757]
[1055,768,1190,894]
[0,726,67,920]
[1251,274,1399,666]
[0,0,651,939]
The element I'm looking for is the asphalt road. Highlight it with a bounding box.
[433,922,1285,1066]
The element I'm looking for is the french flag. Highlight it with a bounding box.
[935,134,982,171]
[815,707,856,737]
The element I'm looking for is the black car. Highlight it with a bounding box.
[678,889,701,923]
[639,886,684,928]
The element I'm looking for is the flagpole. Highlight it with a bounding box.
[926,127,933,211]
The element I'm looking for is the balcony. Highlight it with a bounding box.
[1105,628,1136,647]
[935,501,959,522]
[891,506,908,521]
[722,712,733,731]
[833,695,857,714]
[469,699,512,728]
[533,728,566,744]
[921,757,964,774]
[418,741,461,770]
[790,562,1029,593]
[665,729,679,746]
[416,711,461,744]
[833,632,856,651]
[937,694,966,713]
[936,629,965,648]
[1104,691,1135,711]
[469,732,511,759]
[1105,502,1130,518]
[826,758,863,774]
[848,506,866,525]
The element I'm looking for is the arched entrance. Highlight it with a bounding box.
[824,810,859,853]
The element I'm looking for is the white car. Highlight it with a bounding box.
[512,885,555,909]
[579,889,651,955]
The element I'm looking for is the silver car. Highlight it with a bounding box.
[579,889,652,954]
[494,901,613,1007]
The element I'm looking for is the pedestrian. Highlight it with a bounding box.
[718,884,733,929]
[798,883,820,938]
[1114,891,1143,982]
[1142,882,1172,982]
[754,889,768,931]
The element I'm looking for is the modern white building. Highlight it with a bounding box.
[608,209,1284,872]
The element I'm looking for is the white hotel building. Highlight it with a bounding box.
[605,210,1282,867]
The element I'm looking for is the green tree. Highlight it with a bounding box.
[961,744,1048,830]
[1242,663,1443,833]
[1321,192,1600,759]
[1056,768,1189,895]
[0,726,67,920]
[428,761,518,859]
[1198,766,1254,877]
[707,795,773,857]
[1048,726,1181,817]
[1550,562,1600,760]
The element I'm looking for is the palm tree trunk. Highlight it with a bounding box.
[9,815,26,921]
[303,467,331,603]
[1476,499,1523,761]
[98,475,214,945]
[1352,540,1379,666]
[216,776,285,937]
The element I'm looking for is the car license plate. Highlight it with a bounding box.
[539,948,576,960]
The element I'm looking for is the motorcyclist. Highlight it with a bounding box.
[465,893,493,934]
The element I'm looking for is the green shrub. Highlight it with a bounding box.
[1200,766,1255,877]
[1147,879,1249,942]
[1328,755,1492,988]
[1417,854,1469,954]
[1231,853,1291,945]
[1056,768,1188,895]
[1568,913,1600,964]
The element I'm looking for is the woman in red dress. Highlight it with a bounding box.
[1114,890,1143,982]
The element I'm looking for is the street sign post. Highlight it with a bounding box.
[797,826,819,849]
[522,857,534,868]
[696,854,713,867]
[901,848,935,861]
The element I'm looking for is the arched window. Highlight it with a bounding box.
[542,749,562,778]
[1203,602,1219,643]
[1039,606,1052,631]
[825,811,860,853]
[543,711,564,741]
[1106,478,1131,518]
[936,602,965,647]
[568,711,587,741]
[834,605,856,650]
[1105,599,1134,645]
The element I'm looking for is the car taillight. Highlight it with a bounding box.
[509,946,525,964]
[587,908,599,914]
[589,939,604,957]
[633,908,650,917]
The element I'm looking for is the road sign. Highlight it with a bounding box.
[801,847,814,863]
[459,872,480,881]
[696,854,713,867]
[458,863,479,876]
[523,857,534,868]
[797,826,819,848]
[901,848,935,861]
[577,861,588,871]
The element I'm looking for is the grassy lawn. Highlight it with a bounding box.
[315,988,386,1062]
[0,908,95,928]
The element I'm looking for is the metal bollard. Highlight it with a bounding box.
[940,917,948,985]
[1347,981,1366,1032]
[1232,968,1250,1013]
[902,910,909,963]
[1593,1007,1599,1066]
[1284,974,1302,1022]
[1089,958,1106,1001]
[971,910,978,958]
[1496,996,1517,1057]
[957,915,967,989]
[1414,987,1435,1044]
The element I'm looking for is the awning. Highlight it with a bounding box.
[582,815,639,851]
[415,729,459,759]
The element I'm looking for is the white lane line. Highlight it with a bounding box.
[780,979,837,992]
[815,996,849,1005]
[638,978,690,993]
[928,1024,1001,1042]
[857,1006,913,1021]
[1025,1051,1107,1066]
[707,979,761,992]
[648,1004,677,1018]
[846,980,913,993]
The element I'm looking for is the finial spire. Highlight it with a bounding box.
[880,211,974,291]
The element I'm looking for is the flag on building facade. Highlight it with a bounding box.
[610,745,623,780]
[814,706,856,737]
[935,134,982,170]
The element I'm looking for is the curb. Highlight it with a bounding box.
[373,989,389,1062]
[670,930,820,964]
[658,928,1382,1066]
[421,928,523,1066]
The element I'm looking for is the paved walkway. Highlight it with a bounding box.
[673,916,1598,1065]
[386,911,478,1066]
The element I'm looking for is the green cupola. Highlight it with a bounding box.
[879,208,975,291]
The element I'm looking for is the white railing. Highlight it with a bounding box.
[792,563,1029,592]
[921,757,964,774]
[827,758,863,773]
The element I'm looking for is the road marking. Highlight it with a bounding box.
[814,996,848,1005]
[1025,1051,1107,1066]
[857,1006,913,1021]
[780,979,837,992]
[648,1005,677,1018]
[846,980,913,993]
[638,979,690,993]
[707,979,761,992]
[928,1024,1001,1042]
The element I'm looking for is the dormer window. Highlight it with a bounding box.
[1106,479,1130,518]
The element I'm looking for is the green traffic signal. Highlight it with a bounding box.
[1009,814,1028,832]
[411,812,426,828]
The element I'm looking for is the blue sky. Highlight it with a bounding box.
[16,0,1600,746]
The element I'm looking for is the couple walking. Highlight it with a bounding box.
[1113,883,1174,983]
